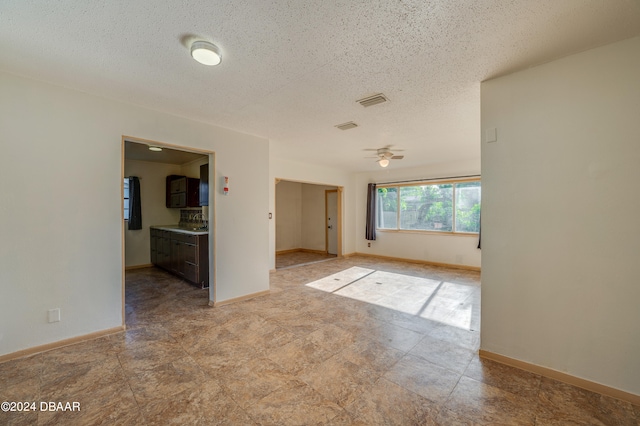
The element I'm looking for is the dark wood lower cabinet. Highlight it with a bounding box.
[150,228,208,288]
[150,231,158,264]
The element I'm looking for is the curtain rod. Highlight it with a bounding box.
[376,174,480,185]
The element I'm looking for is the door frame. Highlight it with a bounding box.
[274,180,343,262]
[325,189,338,255]
[121,135,216,326]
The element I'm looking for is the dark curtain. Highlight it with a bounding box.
[477,212,481,249]
[128,177,142,230]
[365,183,377,241]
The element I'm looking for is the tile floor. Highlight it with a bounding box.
[276,251,337,269]
[1,256,638,425]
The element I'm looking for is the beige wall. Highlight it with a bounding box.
[0,71,270,357]
[275,181,302,251]
[481,36,640,395]
[180,157,208,179]
[269,157,356,269]
[275,181,336,253]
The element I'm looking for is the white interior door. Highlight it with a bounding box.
[327,191,338,255]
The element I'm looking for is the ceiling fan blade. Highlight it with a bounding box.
[363,147,407,162]
[364,147,405,152]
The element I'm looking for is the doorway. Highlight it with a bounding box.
[275,179,342,269]
[122,136,215,324]
[326,189,338,255]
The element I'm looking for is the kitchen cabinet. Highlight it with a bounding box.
[166,175,200,208]
[151,229,172,270]
[199,163,208,206]
[150,229,158,264]
[150,227,209,288]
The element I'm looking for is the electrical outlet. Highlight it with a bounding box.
[48,308,61,323]
[368,242,371,247]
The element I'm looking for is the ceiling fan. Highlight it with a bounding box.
[364,146,405,167]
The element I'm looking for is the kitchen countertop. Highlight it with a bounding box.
[150,225,209,235]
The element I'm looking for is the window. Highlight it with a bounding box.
[377,187,398,229]
[123,178,130,220]
[455,181,481,233]
[377,180,480,234]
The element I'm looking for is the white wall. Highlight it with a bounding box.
[355,160,482,268]
[0,71,270,356]
[481,36,640,395]
[275,181,302,251]
[124,160,181,267]
[269,156,356,269]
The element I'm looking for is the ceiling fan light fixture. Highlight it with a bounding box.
[148,145,163,152]
[190,41,221,66]
[378,158,390,168]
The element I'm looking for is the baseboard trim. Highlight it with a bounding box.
[353,252,481,272]
[479,350,640,406]
[0,326,126,364]
[301,248,329,255]
[276,248,329,255]
[276,248,301,255]
[124,263,154,271]
[210,290,271,307]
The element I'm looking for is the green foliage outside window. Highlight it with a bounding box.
[455,182,481,233]
[377,181,480,233]
[400,184,453,231]
[376,187,398,228]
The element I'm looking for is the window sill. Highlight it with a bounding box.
[376,229,479,237]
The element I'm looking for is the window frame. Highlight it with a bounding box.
[123,178,130,221]
[376,178,481,236]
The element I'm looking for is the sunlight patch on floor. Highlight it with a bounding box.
[305,266,479,331]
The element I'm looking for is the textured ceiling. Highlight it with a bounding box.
[2,1,640,172]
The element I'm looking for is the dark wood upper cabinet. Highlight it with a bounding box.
[199,163,209,206]
[166,175,200,208]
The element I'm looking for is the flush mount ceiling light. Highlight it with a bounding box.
[190,41,221,66]
[148,146,163,152]
[378,158,390,168]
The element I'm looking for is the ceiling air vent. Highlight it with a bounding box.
[335,121,358,130]
[357,93,389,107]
